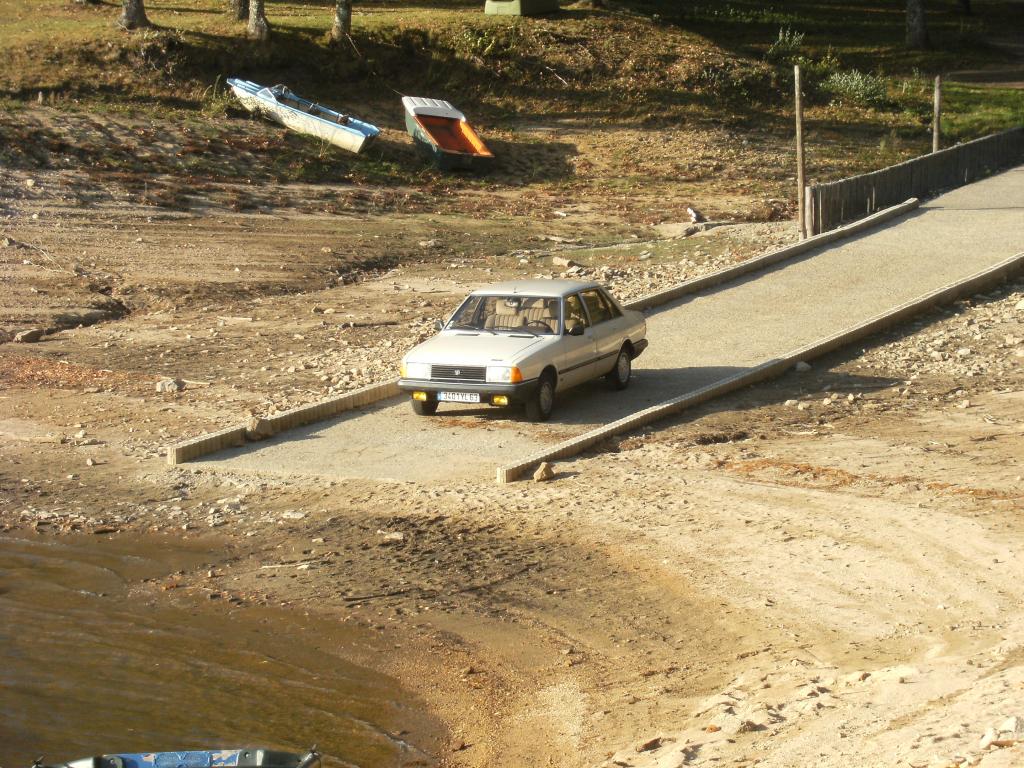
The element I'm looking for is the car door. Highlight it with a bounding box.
[597,286,632,358]
[579,288,621,378]
[557,293,597,390]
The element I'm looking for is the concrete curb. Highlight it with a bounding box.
[261,380,400,434]
[166,379,400,466]
[168,425,247,466]
[623,198,921,312]
[166,198,921,468]
[495,250,1024,483]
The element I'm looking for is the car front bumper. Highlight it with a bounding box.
[397,378,540,405]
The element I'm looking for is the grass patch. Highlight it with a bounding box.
[0,0,1019,215]
[942,83,1024,140]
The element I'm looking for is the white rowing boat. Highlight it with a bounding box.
[228,78,380,154]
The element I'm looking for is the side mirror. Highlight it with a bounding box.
[434,319,444,331]
[568,323,585,337]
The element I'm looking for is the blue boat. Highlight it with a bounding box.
[37,747,320,768]
[228,78,380,154]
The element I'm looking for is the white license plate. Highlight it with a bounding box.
[438,392,481,403]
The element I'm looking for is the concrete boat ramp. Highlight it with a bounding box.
[190,165,1024,483]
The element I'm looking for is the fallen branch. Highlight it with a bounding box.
[543,66,570,87]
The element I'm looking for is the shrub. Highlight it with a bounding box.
[822,69,888,107]
[765,27,804,63]
[693,61,778,104]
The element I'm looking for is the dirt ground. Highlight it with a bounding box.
[3,112,1024,768]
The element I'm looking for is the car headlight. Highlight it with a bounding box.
[486,366,523,383]
[402,362,431,380]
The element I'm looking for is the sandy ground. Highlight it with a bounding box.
[2,125,1024,768]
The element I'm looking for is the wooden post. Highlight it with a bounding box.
[795,65,806,240]
[932,75,942,153]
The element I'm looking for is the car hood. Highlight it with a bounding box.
[405,331,548,366]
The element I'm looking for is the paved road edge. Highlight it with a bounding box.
[495,250,1024,483]
[624,198,920,312]
[167,380,400,465]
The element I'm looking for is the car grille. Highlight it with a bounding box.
[430,365,486,383]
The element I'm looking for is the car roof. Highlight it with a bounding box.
[468,279,602,299]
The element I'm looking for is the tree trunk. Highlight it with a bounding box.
[118,0,151,29]
[229,0,248,21]
[906,0,929,49]
[330,0,352,41]
[247,0,270,41]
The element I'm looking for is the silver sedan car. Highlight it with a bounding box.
[398,279,648,421]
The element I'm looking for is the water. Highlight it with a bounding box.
[0,534,439,768]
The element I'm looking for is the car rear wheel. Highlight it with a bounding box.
[606,345,632,390]
[411,399,438,416]
[525,374,555,422]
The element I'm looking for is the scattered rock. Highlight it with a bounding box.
[418,239,440,248]
[245,416,275,441]
[784,399,798,407]
[0,328,12,344]
[552,256,580,268]
[636,736,663,753]
[980,728,998,750]
[14,328,44,343]
[156,378,183,393]
[999,716,1024,737]
[842,670,870,685]
[794,361,812,372]
[533,461,555,482]
[378,530,405,544]
[687,205,706,223]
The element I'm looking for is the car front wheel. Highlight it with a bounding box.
[412,399,439,416]
[607,346,632,390]
[525,374,555,422]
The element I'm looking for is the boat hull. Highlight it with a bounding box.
[228,79,378,155]
[403,110,493,172]
[59,748,314,768]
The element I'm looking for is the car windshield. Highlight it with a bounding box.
[447,295,560,335]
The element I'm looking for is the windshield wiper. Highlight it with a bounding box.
[450,323,495,335]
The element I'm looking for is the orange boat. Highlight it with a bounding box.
[402,97,494,171]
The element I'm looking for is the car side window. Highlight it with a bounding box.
[599,288,623,318]
[581,289,612,325]
[564,294,589,332]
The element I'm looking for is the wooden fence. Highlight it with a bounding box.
[807,127,1024,235]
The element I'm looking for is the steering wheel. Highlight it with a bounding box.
[525,319,553,333]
